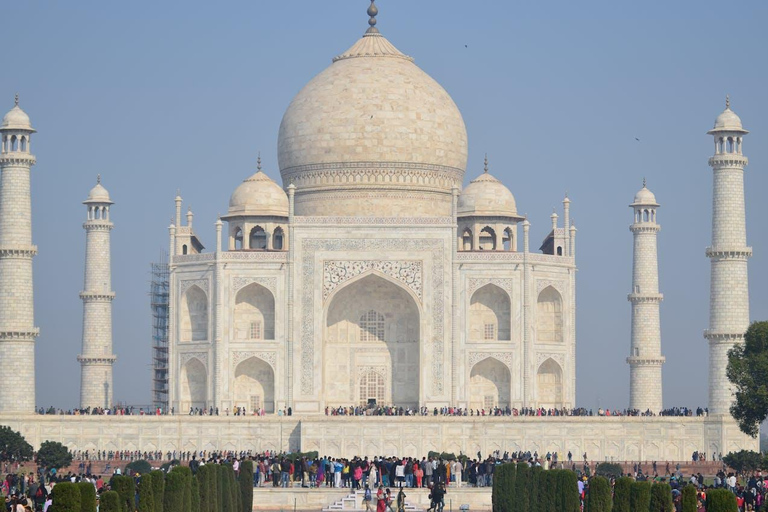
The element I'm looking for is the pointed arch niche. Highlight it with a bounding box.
[537,286,563,343]
[469,357,511,410]
[469,284,511,341]
[180,358,207,411]
[234,283,275,341]
[233,357,275,413]
[180,285,208,342]
[537,358,563,407]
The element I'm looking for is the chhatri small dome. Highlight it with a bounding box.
[227,159,288,217]
[277,1,468,216]
[458,157,519,218]
[84,176,113,204]
[708,96,748,134]
[631,180,659,206]
[1,94,35,132]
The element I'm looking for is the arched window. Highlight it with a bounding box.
[180,285,208,342]
[234,228,243,250]
[462,228,473,251]
[643,210,649,222]
[273,227,284,251]
[359,310,385,342]
[537,286,563,343]
[503,228,514,252]
[182,244,188,255]
[557,246,563,256]
[20,137,27,152]
[234,283,276,340]
[10,135,17,152]
[359,370,385,406]
[249,226,267,250]
[479,227,496,251]
[727,137,734,153]
[469,284,511,341]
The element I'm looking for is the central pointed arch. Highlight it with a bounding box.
[469,357,511,410]
[180,357,206,411]
[324,271,421,408]
[233,356,275,413]
[537,358,563,407]
[469,284,511,341]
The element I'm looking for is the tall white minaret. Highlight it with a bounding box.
[78,176,117,409]
[0,96,38,414]
[627,181,665,413]
[705,97,751,415]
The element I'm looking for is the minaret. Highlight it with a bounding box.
[705,97,751,415]
[78,176,117,409]
[627,180,665,413]
[0,96,38,414]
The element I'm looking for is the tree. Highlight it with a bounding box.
[238,460,254,512]
[150,471,165,512]
[171,466,192,512]
[196,466,211,512]
[190,475,201,512]
[37,441,73,471]
[705,488,738,512]
[78,481,97,512]
[164,470,185,512]
[594,463,623,479]
[559,470,580,512]
[492,463,515,512]
[537,470,551,512]
[112,475,136,512]
[528,466,541,512]
[138,474,155,512]
[0,426,33,463]
[629,481,652,512]
[53,482,82,512]
[585,476,611,512]
[126,460,153,476]
[727,321,768,437]
[681,485,698,512]
[611,477,632,512]
[648,483,673,512]
[101,492,121,512]
[514,462,529,512]
[722,450,764,478]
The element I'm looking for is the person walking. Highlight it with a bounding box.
[363,485,373,512]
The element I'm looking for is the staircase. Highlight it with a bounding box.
[322,490,423,512]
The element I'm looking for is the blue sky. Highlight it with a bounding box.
[2,0,766,410]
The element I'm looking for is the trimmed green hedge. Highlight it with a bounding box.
[126,460,153,476]
[491,463,514,512]
[150,471,165,512]
[101,491,121,512]
[681,484,698,512]
[190,476,200,512]
[559,470,580,512]
[585,476,611,512]
[164,470,186,512]
[138,474,155,512]
[705,489,738,512]
[238,461,254,512]
[629,481,652,512]
[77,481,97,512]
[53,482,82,512]
[649,483,673,512]
[611,477,632,512]
[529,466,541,512]
[111,475,135,512]
[515,462,530,512]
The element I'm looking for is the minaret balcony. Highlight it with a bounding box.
[703,330,746,343]
[0,244,38,257]
[708,154,748,168]
[705,247,752,259]
[627,293,663,303]
[626,356,665,366]
[0,153,36,166]
[0,329,39,340]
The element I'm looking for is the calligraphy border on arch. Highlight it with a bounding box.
[180,279,209,295]
[231,351,277,371]
[231,277,278,295]
[179,351,208,369]
[536,279,565,295]
[468,352,514,372]
[301,238,444,396]
[323,260,422,303]
[467,278,514,298]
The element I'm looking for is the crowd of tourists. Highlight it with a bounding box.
[324,405,710,418]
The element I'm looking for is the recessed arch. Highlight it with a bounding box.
[324,273,420,408]
[180,357,207,411]
[469,284,511,341]
[479,226,496,251]
[503,228,514,252]
[469,357,511,410]
[234,228,243,250]
[537,286,563,343]
[233,357,275,413]
[462,228,473,251]
[273,227,285,251]
[537,358,563,407]
[180,285,208,342]
[234,283,275,340]
[249,226,267,250]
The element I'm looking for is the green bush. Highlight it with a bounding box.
[537,470,551,512]
[190,476,200,512]
[681,485,697,512]
[585,476,611,512]
[238,461,254,512]
[212,464,222,512]
[218,464,232,512]
[594,463,623,479]
[150,471,165,512]
[126,460,153,477]
[101,492,121,512]
[649,483,673,512]
[138,474,155,512]
[492,463,515,512]
[163,471,185,512]
[161,460,180,472]
[111,475,135,512]
[514,463,529,512]
[611,477,632,512]
[559,470,580,512]
[171,466,193,512]
[529,466,541,512]
[629,481,652,512]
[77,481,97,512]
[283,451,319,463]
[196,466,211,512]
[705,489,738,512]
[38,441,73,471]
[228,465,241,512]
[53,482,82,512]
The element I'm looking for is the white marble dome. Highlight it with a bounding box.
[458,171,518,218]
[84,179,112,204]
[227,171,288,217]
[631,185,658,206]
[1,103,34,132]
[277,24,468,217]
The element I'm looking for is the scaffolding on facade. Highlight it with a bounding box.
[150,256,170,410]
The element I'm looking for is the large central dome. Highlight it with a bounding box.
[277,9,468,217]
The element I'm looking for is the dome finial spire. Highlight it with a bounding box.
[484,153,489,173]
[643,177,646,188]
[97,174,101,184]
[14,93,19,107]
[257,151,262,172]
[366,0,379,34]
[726,94,731,110]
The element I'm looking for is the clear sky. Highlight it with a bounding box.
[2,0,766,410]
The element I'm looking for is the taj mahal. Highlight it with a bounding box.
[0,2,759,460]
